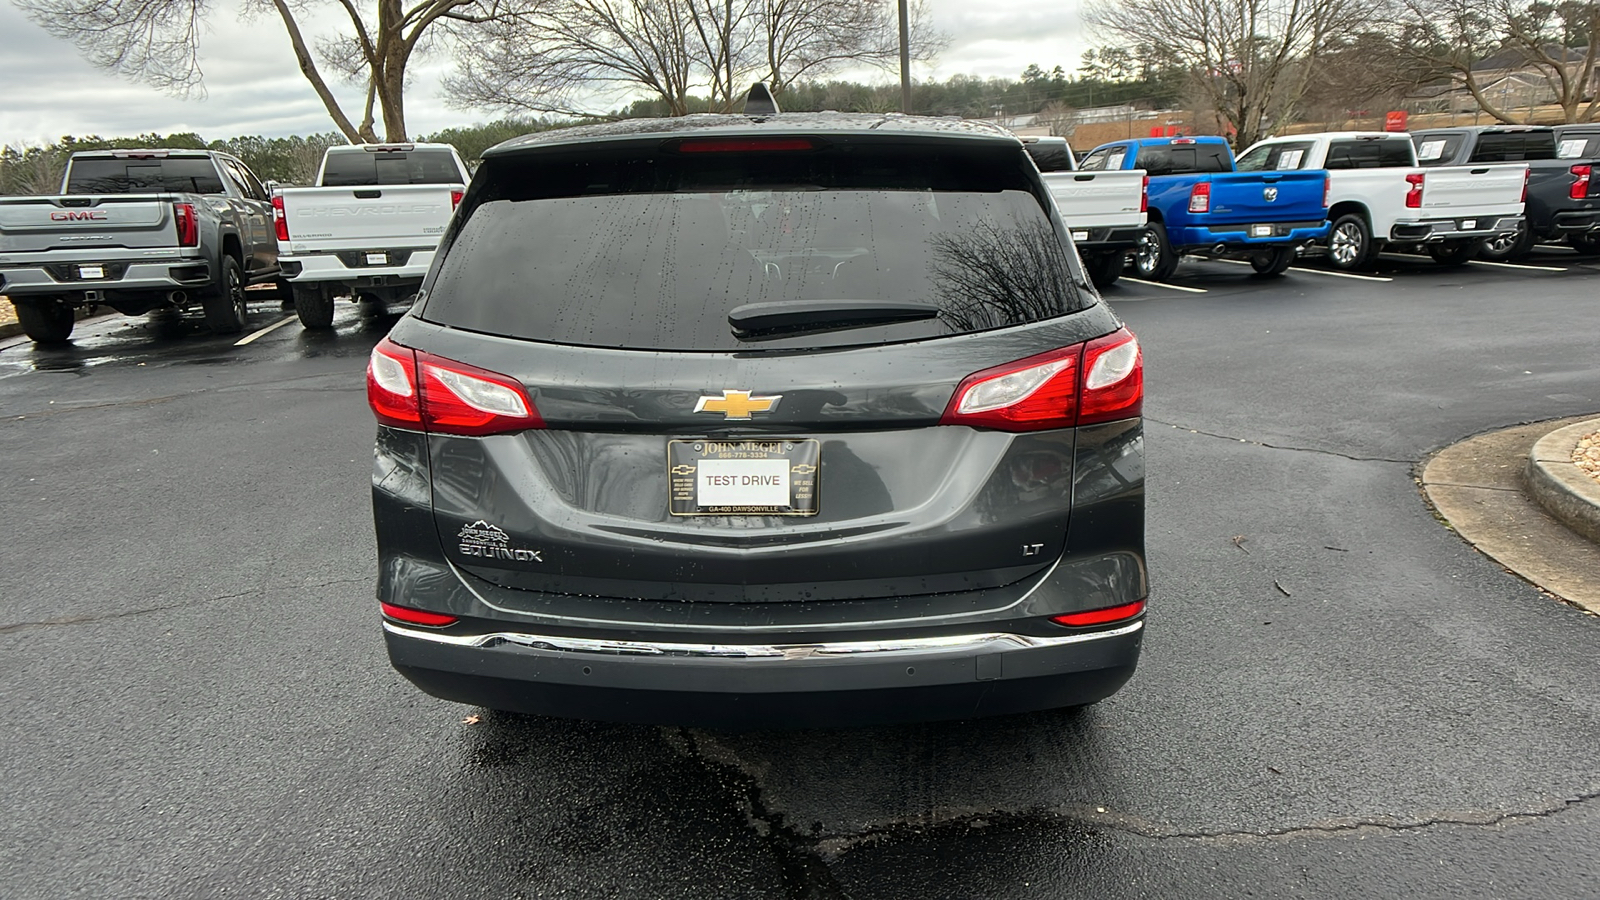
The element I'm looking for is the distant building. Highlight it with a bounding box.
[1406,47,1599,115]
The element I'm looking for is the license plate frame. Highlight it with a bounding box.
[1251,224,1274,237]
[1460,219,1478,230]
[78,265,105,279]
[669,439,820,516]
[365,251,388,266]
[1071,230,1090,241]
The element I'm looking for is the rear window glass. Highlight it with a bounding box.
[1077,147,1125,171]
[1470,131,1556,163]
[1556,133,1600,159]
[320,149,461,186]
[1137,143,1230,176]
[421,141,1089,352]
[1024,139,1074,172]
[65,157,225,194]
[1413,134,1464,166]
[1236,142,1314,171]
[1323,139,1413,169]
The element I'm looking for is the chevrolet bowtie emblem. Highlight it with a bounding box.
[694,389,782,420]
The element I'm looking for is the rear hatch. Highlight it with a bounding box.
[1204,171,1328,224]
[0,195,182,257]
[388,131,1135,605]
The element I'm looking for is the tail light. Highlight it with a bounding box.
[173,202,198,247]
[1405,173,1424,209]
[380,601,458,627]
[271,195,289,241]
[450,190,464,209]
[1323,174,1331,209]
[1051,599,1146,627]
[1188,181,1211,214]
[940,327,1142,432]
[1571,164,1591,200]
[1522,167,1531,203]
[367,337,544,436]
[1140,175,1149,213]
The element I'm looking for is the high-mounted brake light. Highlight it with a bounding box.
[940,327,1142,432]
[450,190,464,209]
[367,338,544,436]
[271,195,289,241]
[364,144,415,153]
[675,138,817,153]
[1171,138,1196,145]
[380,601,458,627]
[1140,174,1149,213]
[1051,599,1146,627]
[111,150,168,159]
[1188,181,1211,214]
[173,202,198,247]
[1405,172,1424,209]
[1570,164,1591,200]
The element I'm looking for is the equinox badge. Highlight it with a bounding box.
[694,389,781,420]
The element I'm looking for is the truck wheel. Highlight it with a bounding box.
[201,256,249,335]
[1085,252,1125,289]
[1478,221,1534,261]
[1568,232,1600,255]
[1427,240,1482,266]
[294,284,335,330]
[1249,246,1296,276]
[14,299,75,344]
[1131,227,1178,281]
[1327,214,1373,270]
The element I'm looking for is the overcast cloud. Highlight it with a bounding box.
[0,0,1091,144]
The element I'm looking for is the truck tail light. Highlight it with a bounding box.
[271,195,289,241]
[1188,181,1210,214]
[940,328,1142,432]
[367,338,544,436]
[173,202,198,247]
[450,190,464,209]
[1570,165,1591,200]
[1323,175,1331,209]
[1522,168,1531,203]
[1405,173,1424,209]
[1141,175,1149,213]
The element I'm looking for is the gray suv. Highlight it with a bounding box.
[368,96,1148,727]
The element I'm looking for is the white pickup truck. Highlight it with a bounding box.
[1236,131,1527,269]
[273,142,469,328]
[1023,136,1149,289]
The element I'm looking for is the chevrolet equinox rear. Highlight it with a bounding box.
[369,103,1147,727]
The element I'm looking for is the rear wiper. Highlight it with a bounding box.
[728,300,941,340]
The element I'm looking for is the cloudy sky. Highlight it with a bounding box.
[0,1,1092,145]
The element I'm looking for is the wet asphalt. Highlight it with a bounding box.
[2,251,1598,899]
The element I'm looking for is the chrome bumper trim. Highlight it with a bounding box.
[382,619,1143,660]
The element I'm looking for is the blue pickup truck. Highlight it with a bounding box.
[1078,136,1330,279]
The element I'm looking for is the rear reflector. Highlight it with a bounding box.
[367,337,544,436]
[380,601,458,627]
[675,138,818,153]
[940,327,1142,432]
[1051,599,1146,627]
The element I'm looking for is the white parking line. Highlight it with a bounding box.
[234,315,297,346]
[1202,257,1391,281]
[1468,259,1568,272]
[1120,276,1208,294]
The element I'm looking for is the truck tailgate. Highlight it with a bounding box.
[1043,170,1147,229]
[1205,171,1327,224]
[277,184,458,251]
[0,195,179,255]
[1420,164,1527,214]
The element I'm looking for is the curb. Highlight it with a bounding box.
[1525,417,1600,545]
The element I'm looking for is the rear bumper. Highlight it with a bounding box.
[1388,215,1523,242]
[280,249,434,286]
[1550,210,1600,233]
[1170,220,1329,250]
[1069,226,1145,252]
[0,258,212,297]
[384,618,1143,728]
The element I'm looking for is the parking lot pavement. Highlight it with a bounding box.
[2,266,1599,898]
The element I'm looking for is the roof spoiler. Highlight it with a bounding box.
[744,83,780,116]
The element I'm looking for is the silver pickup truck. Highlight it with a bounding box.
[0,149,280,343]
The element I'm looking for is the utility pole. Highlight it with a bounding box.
[898,0,912,113]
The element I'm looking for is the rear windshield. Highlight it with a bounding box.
[1469,131,1556,163]
[1413,134,1465,166]
[65,157,225,194]
[1236,142,1314,171]
[1135,143,1231,176]
[1024,140,1074,172]
[1323,139,1413,169]
[1556,132,1600,159]
[320,149,461,186]
[420,140,1090,352]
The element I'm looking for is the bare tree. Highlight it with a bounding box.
[1036,101,1079,138]
[1388,0,1600,123]
[1085,0,1376,147]
[757,0,941,97]
[1,144,71,196]
[14,0,538,142]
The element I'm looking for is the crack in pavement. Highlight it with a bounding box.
[1147,417,1413,463]
[0,588,259,634]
